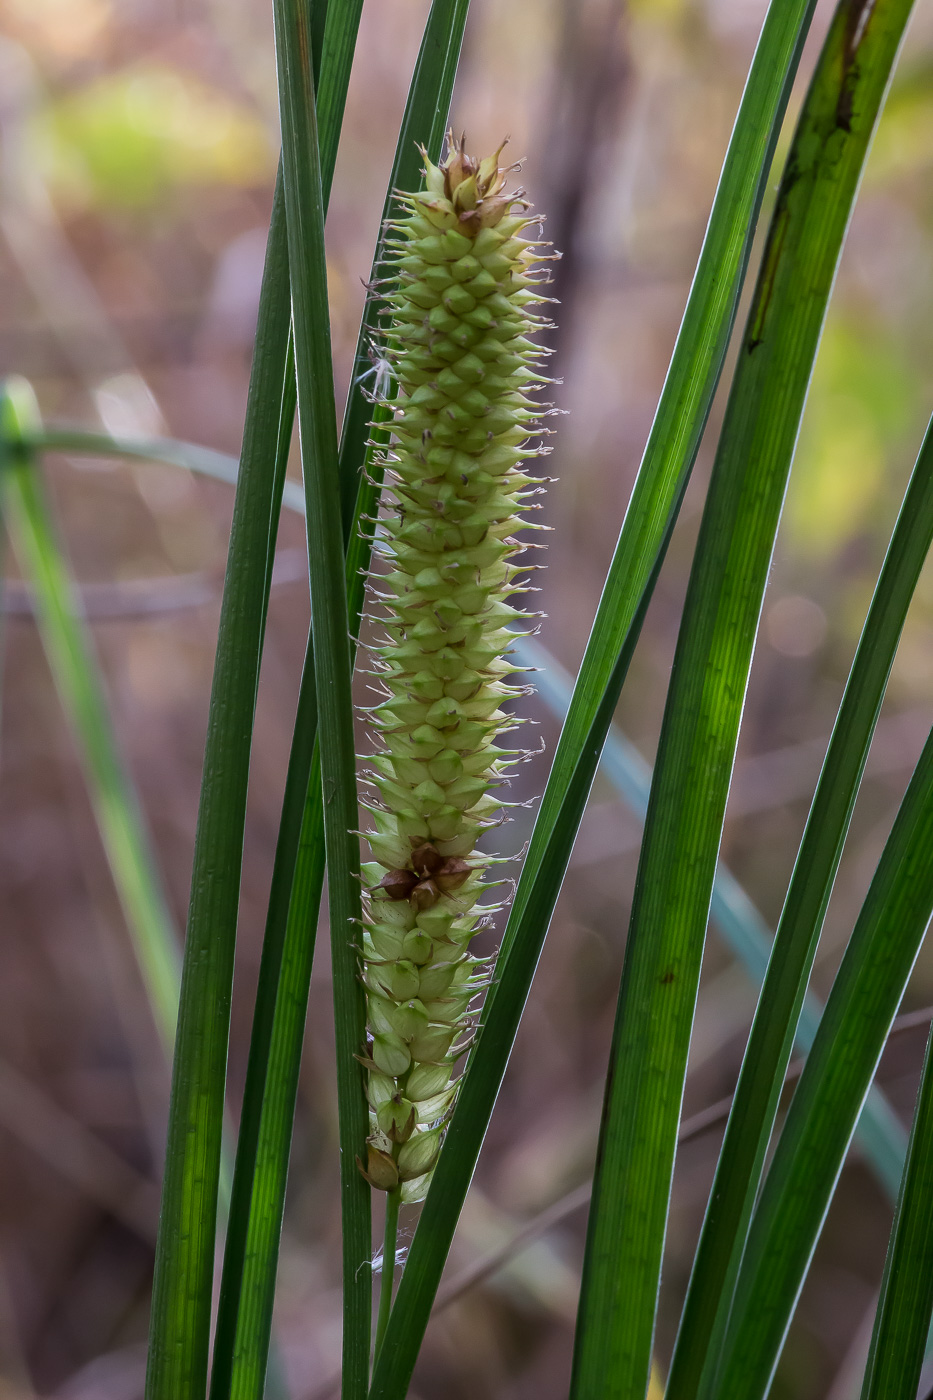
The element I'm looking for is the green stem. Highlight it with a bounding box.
[375,1191,401,1362]
[0,381,181,1053]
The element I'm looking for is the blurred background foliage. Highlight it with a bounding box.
[3,0,933,1396]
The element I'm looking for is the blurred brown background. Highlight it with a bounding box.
[4,0,933,1395]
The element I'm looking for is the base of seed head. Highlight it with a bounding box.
[357,132,556,1204]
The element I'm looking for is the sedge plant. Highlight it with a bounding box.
[7,0,933,1398]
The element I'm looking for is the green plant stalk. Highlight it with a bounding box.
[0,381,181,1052]
[262,335,299,623]
[212,11,469,1392]
[271,0,370,1390]
[572,0,911,1390]
[369,3,820,1393]
[711,720,933,1400]
[860,1022,933,1400]
[223,740,324,1400]
[316,0,364,210]
[575,2,909,1394]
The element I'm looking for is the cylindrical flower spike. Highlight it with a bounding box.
[357,134,555,1204]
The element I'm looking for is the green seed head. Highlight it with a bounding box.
[358,134,555,1202]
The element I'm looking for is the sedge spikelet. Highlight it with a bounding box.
[357,135,555,1204]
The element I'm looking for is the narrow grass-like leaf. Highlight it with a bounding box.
[0,380,180,1052]
[213,402,391,1400]
[145,0,371,1386]
[859,1022,933,1400]
[369,4,819,1393]
[5,393,290,1399]
[220,731,324,1400]
[517,634,909,1203]
[271,0,371,1389]
[38,398,907,1349]
[712,718,933,1400]
[673,263,928,1400]
[22,18,469,1369]
[211,10,469,1394]
[52,396,902,1384]
[572,4,913,1394]
[144,169,293,1400]
[316,0,363,208]
[207,360,305,1400]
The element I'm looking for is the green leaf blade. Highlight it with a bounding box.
[572,0,915,1390]
[369,3,820,1396]
[272,0,371,1391]
[225,741,326,1400]
[661,5,920,1394]
[714,717,933,1399]
[518,633,910,1207]
[672,352,933,1400]
[143,173,293,1400]
[209,10,470,1397]
[142,0,368,1389]
[207,649,320,1400]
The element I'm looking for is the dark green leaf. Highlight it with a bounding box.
[672,267,930,1400]
[144,169,293,1400]
[369,3,819,1394]
[573,3,915,1394]
[518,634,909,1205]
[211,7,470,1394]
[272,0,370,1388]
[143,0,368,1389]
[713,716,933,1399]
[207,367,306,1400]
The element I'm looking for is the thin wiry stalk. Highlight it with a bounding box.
[0,380,180,1053]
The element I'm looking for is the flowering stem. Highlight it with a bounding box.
[356,135,553,1207]
[375,1189,401,1361]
